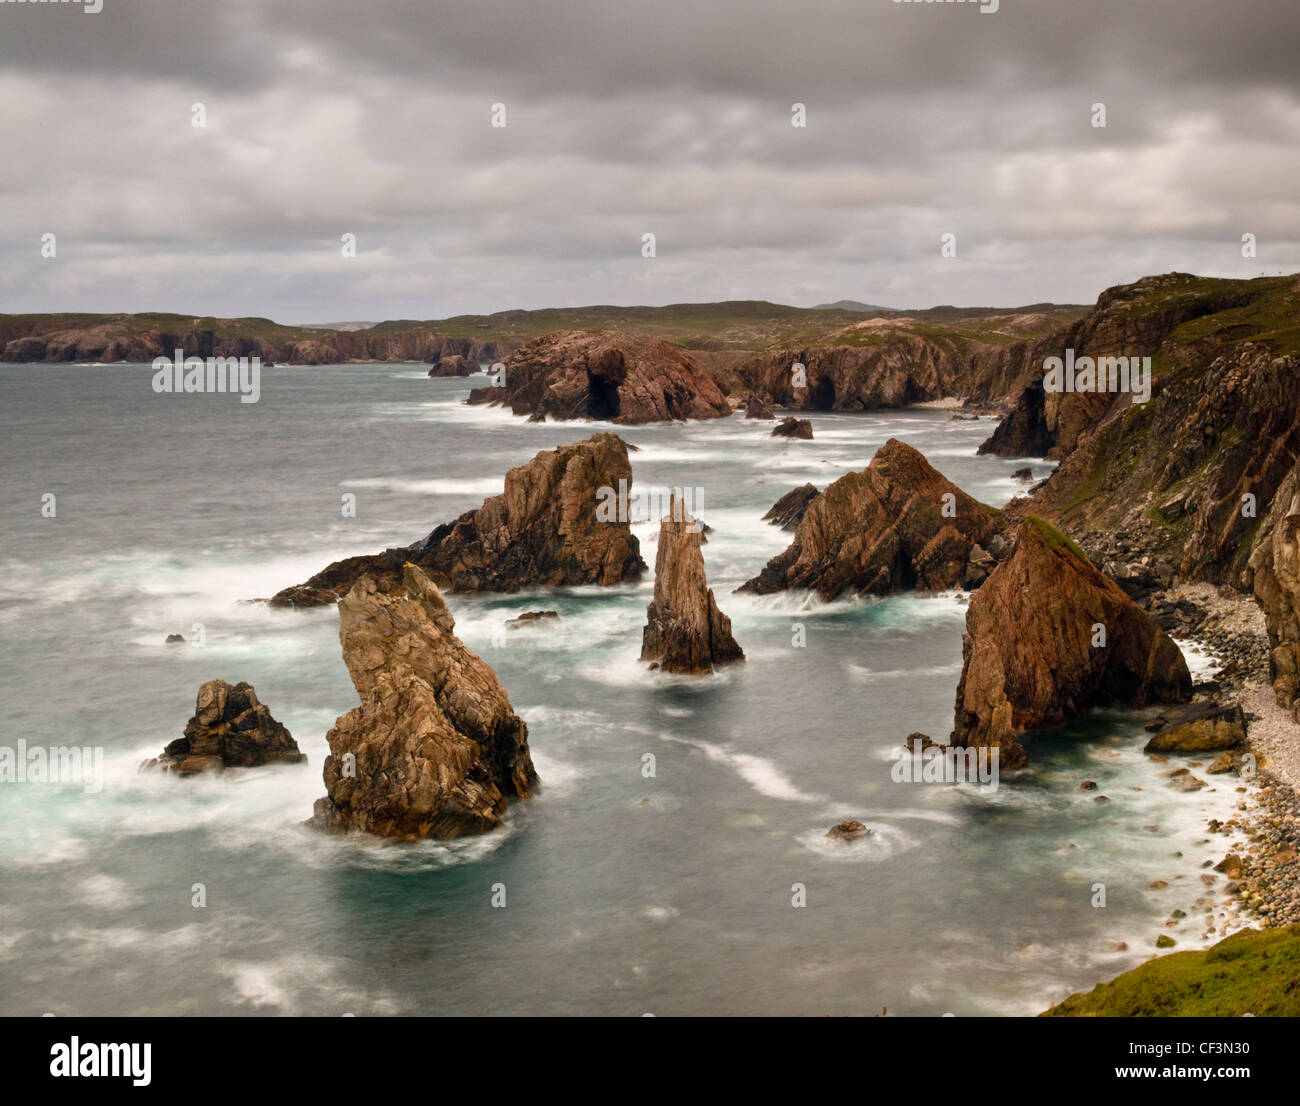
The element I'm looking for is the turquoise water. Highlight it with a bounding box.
[0,364,1247,1015]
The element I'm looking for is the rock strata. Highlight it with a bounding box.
[739,439,1004,599]
[761,483,820,531]
[141,680,304,775]
[270,434,646,607]
[467,331,731,424]
[951,516,1192,769]
[640,496,744,675]
[311,565,538,839]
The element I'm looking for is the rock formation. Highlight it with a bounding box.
[505,610,560,630]
[640,495,744,675]
[951,517,1192,769]
[744,394,774,420]
[739,439,1004,600]
[428,354,480,377]
[269,433,646,607]
[771,417,813,439]
[141,680,305,775]
[311,565,538,840]
[1248,460,1300,722]
[1144,702,1246,754]
[762,483,820,531]
[466,331,732,423]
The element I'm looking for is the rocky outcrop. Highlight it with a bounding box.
[762,483,820,531]
[466,331,732,423]
[640,496,743,675]
[744,394,774,420]
[269,434,646,607]
[1143,703,1246,754]
[0,314,515,366]
[141,680,305,775]
[952,517,1192,769]
[311,565,538,840]
[428,354,480,377]
[1248,461,1300,722]
[738,439,1004,600]
[771,417,813,439]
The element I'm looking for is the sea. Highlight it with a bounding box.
[0,362,1253,1016]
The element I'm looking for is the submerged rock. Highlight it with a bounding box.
[951,516,1192,770]
[826,820,872,843]
[466,330,731,423]
[141,680,304,775]
[771,417,813,439]
[640,495,744,675]
[269,434,646,607]
[164,633,186,645]
[739,439,1004,599]
[505,610,560,630]
[311,564,538,840]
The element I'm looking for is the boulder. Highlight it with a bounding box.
[826,820,872,843]
[761,483,820,531]
[739,439,1004,600]
[640,495,744,675]
[744,394,775,420]
[466,330,731,423]
[1143,702,1246,754]
[269,434,646,607]
[771,417,813,440]
[140,680,305,775]
[951,516,1192,770]
[311,565,538,840]
[164,633,186,645]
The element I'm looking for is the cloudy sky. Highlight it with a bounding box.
[1,0,1297,322]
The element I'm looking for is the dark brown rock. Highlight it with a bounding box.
[761,483,820,531]
[311,565,538,840]
[739,439,1004,599]
[951,516,1192,770]
[640,495,744,675]
[744,394,774,420]
[771,417,813,439]
[140,680,305,775]
[269,434,646,607]
[1248,459,1300,723]
[467,330,731,424]
[505,610,560,629]
[826,820,872,843]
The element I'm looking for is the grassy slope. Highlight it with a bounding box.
[1042,925,1300,1016]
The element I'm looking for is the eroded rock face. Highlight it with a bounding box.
[1248,461,1300,722]
[640,497,744,675]
[739,439,1004,600]
[762,483,820,531]
[269,434,646,607]
[952,517,1192,770]
[141,680,304,775]
[311,565,538,840]
[467,330,732,424]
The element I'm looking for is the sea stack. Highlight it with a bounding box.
[270,433,647,607]
[739,438,1004,599]
[640,495,744,675]
[951,516,1192,769]
[312,564,538,840]
[141,680,305,775]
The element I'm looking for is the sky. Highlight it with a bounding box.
[1,0,1298,322]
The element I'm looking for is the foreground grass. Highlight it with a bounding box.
[1041,925,1300,1016]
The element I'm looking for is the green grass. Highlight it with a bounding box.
[1042,925,1300,1016]
[1024,515,1089,561]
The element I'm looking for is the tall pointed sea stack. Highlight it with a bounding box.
[640,495,744,675]
[312,564,538,840]
[952,517,1191,769]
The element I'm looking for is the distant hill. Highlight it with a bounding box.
[812,300,895,312]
